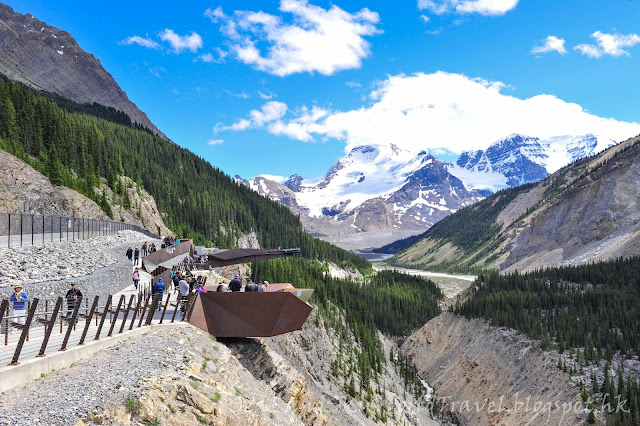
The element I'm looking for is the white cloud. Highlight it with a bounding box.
[250,101,288,125]
[258,90,276,99]
[575,31,640,58]
[345,81,362,88]
[222,72,640,155]
[206,0,381,76]
[159,29,203,53]
[207,139,224,145]
[258,174,287,183]
[531,35,567,55]
[198,47,228,63]
[220,101,288,131]
[119,35,161,50]
[225,89,251,99]
[420,14,430,23]
[418,0,519,16]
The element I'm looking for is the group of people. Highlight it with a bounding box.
[125,242,156,266]
[217,275,269,292]
[161,236,181,249]
[9,282,83,328]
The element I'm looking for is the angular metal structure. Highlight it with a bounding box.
[188,285,313,337]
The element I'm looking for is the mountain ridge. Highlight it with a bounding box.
[0,3,167,139]
[245,132,620,250]
[388,134,640,273]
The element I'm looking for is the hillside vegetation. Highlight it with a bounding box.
[0,74,367,270]
[389,135,640,274]
[254,258,443,412]
[454,257,640,425]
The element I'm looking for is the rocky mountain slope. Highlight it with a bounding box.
[0,3,165,138]
[245,133,623,250]
[0,148,171,236]
[244,144,483,250]
[402,312,583,425]
[390,134,640,273]
[448,133,613,191]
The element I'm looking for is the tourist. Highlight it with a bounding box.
[245,278,258,292]
[179,276,190,312]
[10,284,28,326]
[196,283,207,293]
[172,271,181,292]
[142,242,148,257]
[125,247,133,262]
[257,280,268,292]
[65,283,82,319]
[153,278,165,310]
[133,247,140,266]
[216,283,225,293]
[150,243,157,253]
[229,275,242,292]
[132,268,140,290]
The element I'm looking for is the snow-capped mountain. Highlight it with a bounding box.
[448,133,613,191]
[244,144,482,249]
[244,133,617,250]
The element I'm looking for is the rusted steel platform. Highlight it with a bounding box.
[188,286,313,338]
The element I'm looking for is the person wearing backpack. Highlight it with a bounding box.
[10,284,28,327]
[153,278,165,310]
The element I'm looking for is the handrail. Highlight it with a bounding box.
[1,292,196,366]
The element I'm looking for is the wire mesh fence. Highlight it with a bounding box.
[0,213,158,248]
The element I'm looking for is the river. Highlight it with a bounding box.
[371,262,476,298]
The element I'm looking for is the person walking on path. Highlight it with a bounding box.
[10,284,28,326]
[125,247,133,262]
[65,283,82,320]
[142,242,148,257]
[153,278,165,310]
[132,268,140,290]
[179,277,190,312]
[133,247,140,266]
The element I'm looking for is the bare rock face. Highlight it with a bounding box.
[0,149,171,235]
[502,136,640,272]
[0,148,108,217]
[402,312,583,425]
[0,3,166,139]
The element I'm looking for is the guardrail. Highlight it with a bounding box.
[0,292,197,366]
[0,212,159,248]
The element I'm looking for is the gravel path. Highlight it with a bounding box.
[1,231,160,303]
[0,325,192,426]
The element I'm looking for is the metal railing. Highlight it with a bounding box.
[0,292,197,366]
[0,213,159,248]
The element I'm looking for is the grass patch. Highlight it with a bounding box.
[210,392,221,403]
[190,381,200,391]
[201,360,208,372]
[235,387,243,397]
[124,395,140,414]
[270,412,275,419]
[167,403,176,414]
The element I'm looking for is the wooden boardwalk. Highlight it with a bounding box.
[0,290,189,371]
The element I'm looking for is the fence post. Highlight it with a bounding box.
[94,295,112,341]
[36,297,63,357]
[31,214,34,246]
[42,215,45,245]
[59,216,62,242]
[9,298,39,366]
[59,297,82,351]
[20,213,23,247]
[78,296,99,345]
[7,213,10,248]
[107,295,125,337]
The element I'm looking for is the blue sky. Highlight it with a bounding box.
[6,0,640,181]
